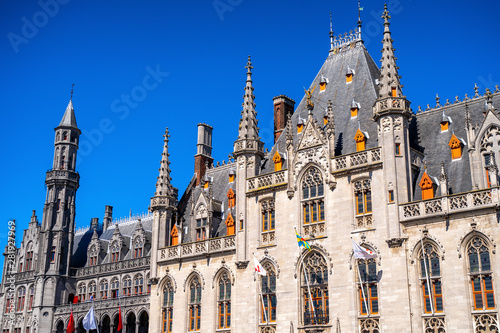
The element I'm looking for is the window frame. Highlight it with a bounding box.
[466,236,496,311]
[301,252,329,326]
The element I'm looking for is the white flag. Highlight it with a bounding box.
[352,239,377,259]
[253,256,267,276]
[82,305,97,330]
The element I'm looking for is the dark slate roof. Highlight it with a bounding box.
[410,93,500,200]
[262,42,380,174]
[179,163,235,243]
[71,215,152,267]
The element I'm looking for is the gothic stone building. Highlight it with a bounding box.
[3,5,500,333]
[0,100,153,332]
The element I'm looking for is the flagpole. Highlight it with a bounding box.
[257,272,269,323]
[299,254,316,324]
[356,261,370,317]
[420,231,434,314]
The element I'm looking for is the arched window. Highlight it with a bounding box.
[63,131,68,141]
[18,257,23,272]
[78,283,86,302]
[467,236,495,310]
[354,179,372,229]
[100,280,108,300]
[260,262,277,325]
[134,237,143,259]
[188,276,202,331]
[162,279,174,333]
[5,293,13,313]
[88,245,98,266]
[195,205,208,241]
[301,252,329,326]
[25,245,33,271]
[28,286,34,310]
[261,199,276,246]
[217,272,231,329]
[122,276,132,296]
[88,281,97,300]
[357,256,378,316]
[419,242,443,314]
[111,278,119,298]
[111,242,120,263]
[301,168,325,237]
[134,274,144,295]
[16,287,26,311]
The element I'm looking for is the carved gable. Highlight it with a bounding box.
[297,118,325,150]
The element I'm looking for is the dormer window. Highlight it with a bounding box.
[351,100,360,118]
[225,213,235,236]
[227,188,235,208]
[133,237,143,259]
[346,67,355,84]
[171,225,179,246]
[273,151,283,171]
[229,171,235,183]
[354,129,366,151]
[441,113,451,132]
[320,74,328,92]
[297,120,304,133]
[419,172,435,200]
[111,242,120,262]
[449,134,463,160]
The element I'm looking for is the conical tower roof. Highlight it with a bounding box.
[58,100,79,129]
[238,56,259,140]
[378,4,402,98]
[155,127,174,197]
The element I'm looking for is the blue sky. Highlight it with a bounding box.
[1,0,499,246]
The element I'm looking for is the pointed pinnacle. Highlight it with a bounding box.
[382,4,391,25]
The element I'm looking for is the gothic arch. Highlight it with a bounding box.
[211,264,235,288]
[409,233,446,264]
[348,240,382,269]
[294,244,333,279]
[183,270,205,292]
[261,253,280,278]
[458,226,496,258]
[295,163,327,190]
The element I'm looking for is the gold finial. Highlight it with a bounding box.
[304,85,316,110]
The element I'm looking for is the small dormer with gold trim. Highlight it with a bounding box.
[273,150,283,171]
[227,188,235,209]
[419,171,438,200]
[170,225,179,246]
[440,111,452,132]
[354,128,368,151]
[448,133,465,160]
[225,213,235,236]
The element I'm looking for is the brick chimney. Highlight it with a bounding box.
[273,95,295,143]
[194,123,213,186]
[103,205,113,230]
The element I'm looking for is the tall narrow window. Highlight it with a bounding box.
[51,247,56,262]
[88,281,97,300]
[16,288,25,311]
[122,276,132,296]
[100,280,108,300]
[196,218,207,241]
[260,263,277,324]
[78,284,86,302]
[217,272,231,329]
[419,242,444,314]
[111,242,120,263]
[354,179,372,230]
[134,274,144,295]
[28,286,34,310]
[484,153,494,188]
[134,237,143,259]
[188,276,202,332]
[25,249,33,271]
[302,252,329,326]
[88,245,98,266]
[111,278,119,298]
[467,237,495,310]
[357,258,378,315]
[261,199,276,245]
[162,280,174,333]
[301,168,325,237]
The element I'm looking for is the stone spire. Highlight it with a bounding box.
[379,4,402,98]
[155,127,173,197]
[59,99,78,129]
[238,56,259,141]
[326,100,335,137]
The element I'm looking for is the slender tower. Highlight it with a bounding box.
[34,97,81,331]
[233,56,264,266]
[150,127,178,279]
[372,5,412,244]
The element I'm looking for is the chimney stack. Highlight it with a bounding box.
[103,205,113,230]
[90,217,99,231]
[194,123,214,186]
[273,95,295,143]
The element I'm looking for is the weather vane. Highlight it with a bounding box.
[70,83,74,100]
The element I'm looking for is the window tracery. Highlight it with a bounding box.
[188,276,202,331]
[217,272,231,329]
[354,179,372,229]
[261,199,275,245]
[467,237,495,311]
[301,252,329,326]
[301,168,325,237]
[260,262,277,326]
[162,279,174,333]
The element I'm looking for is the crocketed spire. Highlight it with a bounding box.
[58,100,78,129]
[379,4,402,98]
[238,56,259,140]
[155,127,174,197]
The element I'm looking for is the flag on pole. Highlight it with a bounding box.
[253,256,267,276]
[117,305,123,331]
[82,305,97,330]
[67,310,75,333]
[296,230,311,251]
[352,239,377,259]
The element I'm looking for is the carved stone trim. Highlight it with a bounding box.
[457,224,497,258]
[182,270,204,292]
[211,265,235,288]
[409,234,446,264]
[294,244,333,279]
[386,237,407,248]
[235,260,249,269]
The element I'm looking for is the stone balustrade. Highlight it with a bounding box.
[158,235,236,263]
[247,170,287,192]
[332,147,382,173]
[14,270,34,282]
[75,257,150,277]
[54,294,150,316]
[400,188,497,222]
[46,169,79,181]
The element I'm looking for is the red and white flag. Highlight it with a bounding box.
[352,239,377,259]
[253,256,267,276]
